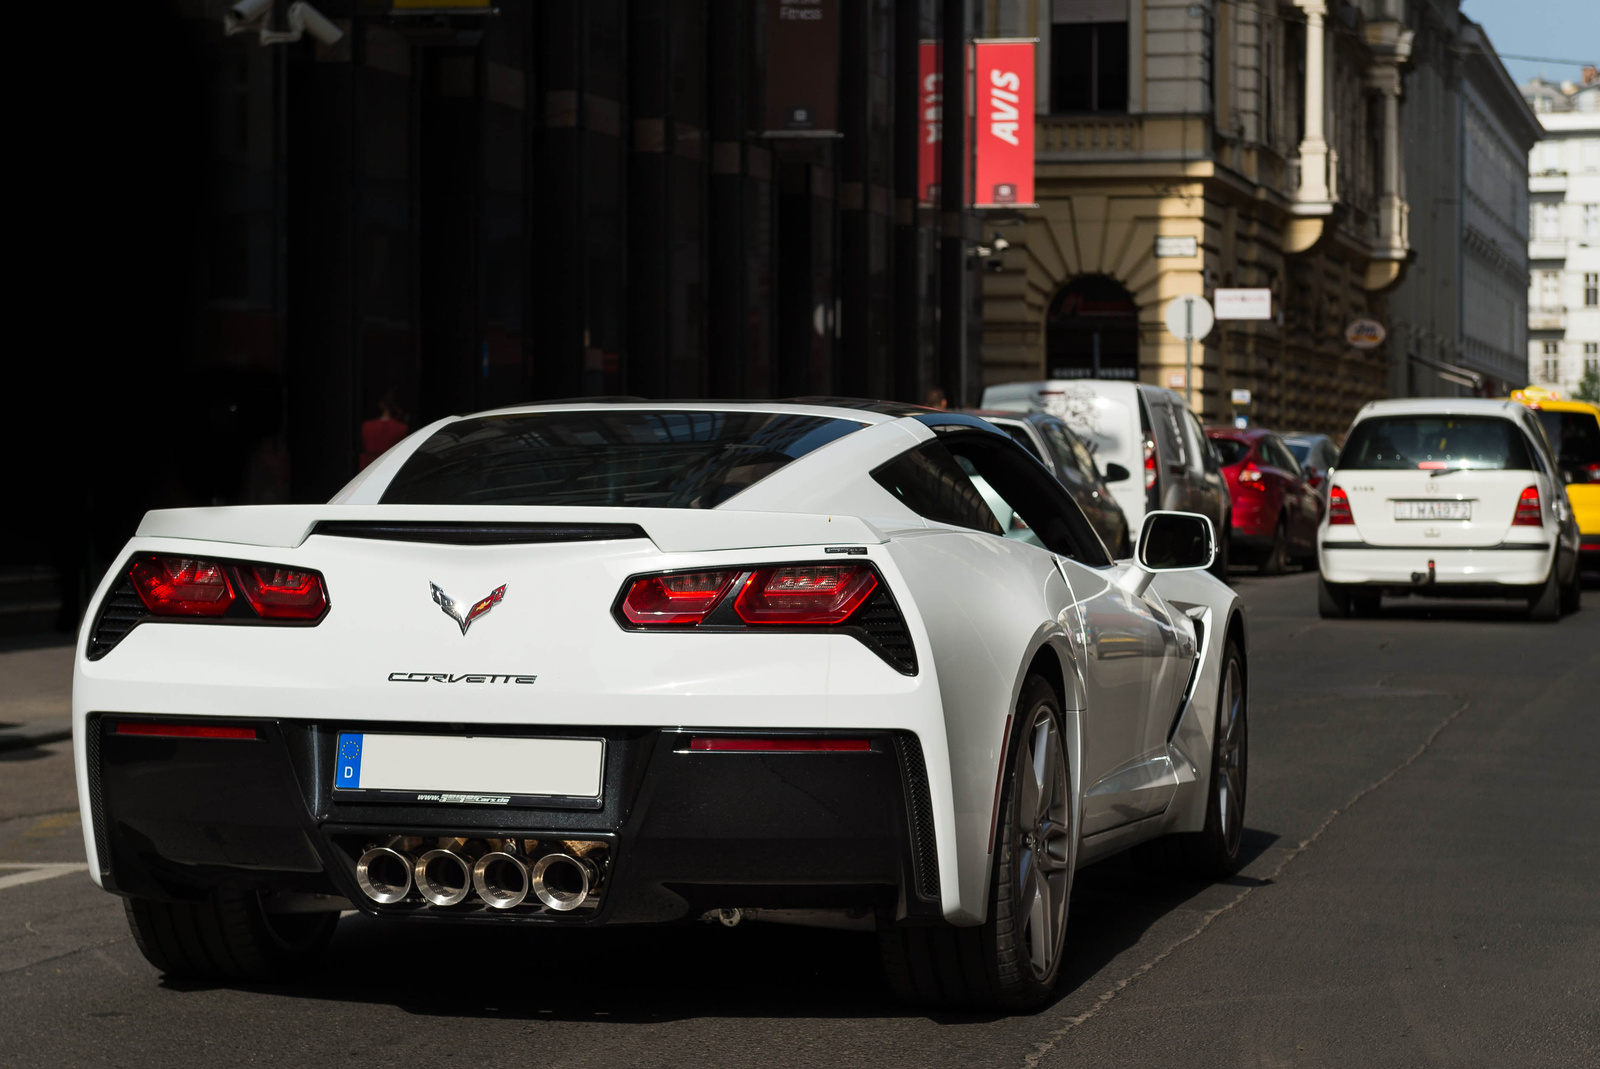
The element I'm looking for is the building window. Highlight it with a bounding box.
[1587,272,1599,306]
[1587,204,1600,239]
[1051,3,1129,114]
[1540,271,1561,309]
[1538,203,1561,241]
[1542,341,1561,382]
[1583,139,1600,173]
[1586,342,1599,377]
[1539,141,1562,173]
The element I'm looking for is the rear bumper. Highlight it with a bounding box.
[82,715,942,925]
[1228,499,1274,540]
[1319,539,1554,589]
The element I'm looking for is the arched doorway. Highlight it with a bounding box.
[1046,276,1139,380]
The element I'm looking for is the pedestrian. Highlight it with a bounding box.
[923,386,949,410]
[359,390,410,469]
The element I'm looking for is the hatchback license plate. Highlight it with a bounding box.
[334,733,604,802]
[1394,500,1471,521]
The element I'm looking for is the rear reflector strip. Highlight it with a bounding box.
[115,722,258,740]
[688,737,870,753]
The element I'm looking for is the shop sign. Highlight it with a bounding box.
[1214,288,1273,320]
[763,0,838,136]
[1344,318,1387,350]
[972,39,1036,208]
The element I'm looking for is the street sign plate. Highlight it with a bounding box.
[1163,295,1214,342]
[1154,236,1197,258]
[1230,388,1252,405]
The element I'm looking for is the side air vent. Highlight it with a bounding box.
[850,587,918,675]
[894,733,940,901]
[87,576,150,661]
[310,521,649,545]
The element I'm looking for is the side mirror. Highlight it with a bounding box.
[1118,511,1216,596]
[1103,462,1130,483]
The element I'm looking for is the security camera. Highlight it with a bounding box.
[223,0,271,35]
[990,234,1011,254]
[289,2,344,46]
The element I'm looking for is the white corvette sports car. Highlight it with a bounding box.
[73,400,1248,1009]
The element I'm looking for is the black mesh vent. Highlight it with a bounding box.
[86,716,110,879]
[311,521,648,545]
[851,587,918,675]
[87,576,149,661]
[895,734,940,901]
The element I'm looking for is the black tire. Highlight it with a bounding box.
[1260,517,1289,576]
[1560,554,1582,615]
[879,675,1072,1010]
[124,890,338,983]
[1317,575,1351,618]
[1349,589,1382,617]
[1139,638,1248,879]
[1528,559,1562,621]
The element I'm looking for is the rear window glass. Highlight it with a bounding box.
[1340,416,1532,472]
[1210,438,1250,465]
[1285,441,1311,463]
[998,424,1043,460]
[381,410,864,507]
[1533,410,1600,473]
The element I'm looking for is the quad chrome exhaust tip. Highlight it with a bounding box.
[531,852,593,912]
[414,848,473,907]
[355,846,413,905]
[472,851,531,910]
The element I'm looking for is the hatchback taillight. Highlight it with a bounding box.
[1328,487,1354,525]
[733,565,878,625]
[1237,463,1265,488]
[1512,486,1543,526]
[619,570,738,626]
[129,557,236,616]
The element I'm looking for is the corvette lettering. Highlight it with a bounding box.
[387,672,538,684]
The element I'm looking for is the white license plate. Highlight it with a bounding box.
[1393,500,1471,521]
[333,733,603,800]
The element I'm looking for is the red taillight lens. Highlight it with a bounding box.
[1512,486,1543,526]
[621,570,737,626]
[689,737,871,752]
[129,557,235,616]
[116,721,258,740]
[1237,462,1265,487]
[1143,433,1158,491]
[236,565,329,620]
[1328,486,1354,525]
[733,564,878,625]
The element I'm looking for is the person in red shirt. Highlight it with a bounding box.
[359,392,410,469]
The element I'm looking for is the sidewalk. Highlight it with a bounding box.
[0,643,73,752]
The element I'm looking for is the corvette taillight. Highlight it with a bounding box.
[1328,487,1354,525]
[620,570,738,626]
[130,557,235,616]
[734,564,878,625]
[1512,486,1543,526]
[236,565,329,620]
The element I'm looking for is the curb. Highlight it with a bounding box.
[0,722,72,754]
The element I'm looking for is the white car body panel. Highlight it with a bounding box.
[73,402,1244,927]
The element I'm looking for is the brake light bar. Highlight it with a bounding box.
[116,721,258,740]
[689,737,871,752]
[1328,486,1354,525]
[1512,486,1543,527]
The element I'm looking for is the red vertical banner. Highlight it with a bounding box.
[917,40,941,205]
[971,39,1036,209]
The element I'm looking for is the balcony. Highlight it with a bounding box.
[1036,115,1141,158]
[1529,239,1568,261]
[1530,173,1568,194]
[1529,307,1567,331]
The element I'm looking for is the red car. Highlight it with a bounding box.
[1205,427,1324,573]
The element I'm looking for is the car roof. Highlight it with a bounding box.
[464,398,913,425]
[1204,426,1269,439]
[1355,398,1526,419]
[1512,399,1600,417]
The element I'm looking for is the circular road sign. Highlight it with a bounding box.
[1164,295,1214,342]
[1345,317,1386,350]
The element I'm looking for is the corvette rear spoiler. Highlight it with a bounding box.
[133,505,888,554]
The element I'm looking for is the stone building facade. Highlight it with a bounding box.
[979,1,1457,433]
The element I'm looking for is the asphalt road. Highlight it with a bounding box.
[3,572,1597,1068]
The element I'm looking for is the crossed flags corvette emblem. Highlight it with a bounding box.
[430,582,506,636]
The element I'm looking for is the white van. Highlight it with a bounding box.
[981,379,1232,577]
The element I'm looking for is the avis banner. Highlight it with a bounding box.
[971,39,1036,209]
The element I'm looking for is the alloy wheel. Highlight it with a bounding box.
[1215,657,1247,858]
[1015,707,1071,980]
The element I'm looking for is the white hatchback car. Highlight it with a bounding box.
[1318,399,1582,619]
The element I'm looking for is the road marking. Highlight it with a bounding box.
[0,863,90,891]
[1023,697,1473,1068]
